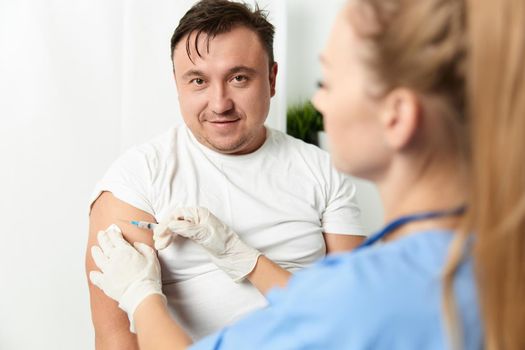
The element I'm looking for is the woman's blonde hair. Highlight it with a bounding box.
[349,0,525,348]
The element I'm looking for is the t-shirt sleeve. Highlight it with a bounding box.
[322,167,366,236]
[89,146,156,216]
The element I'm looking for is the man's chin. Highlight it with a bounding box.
[200,127,266,155]
[206,138,248,155]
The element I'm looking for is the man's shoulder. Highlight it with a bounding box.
[267,128,329,159]
[125,124,183,159]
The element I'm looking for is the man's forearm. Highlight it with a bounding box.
[88,264,140,350]
[88,192,157,350]
[324,233,365,254]
[246,234,365,295]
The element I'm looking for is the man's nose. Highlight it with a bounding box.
[209,84,234,115]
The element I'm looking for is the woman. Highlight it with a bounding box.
[88,0,525,348]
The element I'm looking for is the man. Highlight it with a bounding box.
[86,0,365,348]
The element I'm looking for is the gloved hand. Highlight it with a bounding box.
[89,224,166,332]
[153,207,262,282]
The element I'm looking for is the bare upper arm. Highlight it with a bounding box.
[86,191,157,349]
[323,233,365,254]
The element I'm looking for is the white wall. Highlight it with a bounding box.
[0,1,124,349]
[286,0,346,105]
[286,0,383,234]
[0,1,382,349]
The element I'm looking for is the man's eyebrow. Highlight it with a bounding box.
[181,66,257,80]
[227,66,258,75]
[181,69,205,80]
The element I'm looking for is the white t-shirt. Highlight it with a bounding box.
[90,124,364,340]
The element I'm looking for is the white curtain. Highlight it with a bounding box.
[0,1,286,348]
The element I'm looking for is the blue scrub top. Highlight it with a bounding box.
[190,229,483,350]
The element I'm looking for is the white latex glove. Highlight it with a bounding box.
[89,224,166,332]
[153,207,262,282]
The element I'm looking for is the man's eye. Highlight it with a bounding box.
[316,80,325,89]
[233,75,247,82]
[191,78,205,85]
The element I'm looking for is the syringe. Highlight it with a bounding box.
[130,220,158,230]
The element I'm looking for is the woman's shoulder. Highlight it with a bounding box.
[302,229,459,286]
[266,230,478,348]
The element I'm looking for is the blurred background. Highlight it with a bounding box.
[0,0,381,348]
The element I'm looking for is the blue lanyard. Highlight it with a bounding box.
[358,205,467,249]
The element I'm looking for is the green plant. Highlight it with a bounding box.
[286,101,324,146]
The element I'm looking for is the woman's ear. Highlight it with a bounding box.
[379,88,421,150]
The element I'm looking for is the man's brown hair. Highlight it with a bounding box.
[171,0,275,66]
